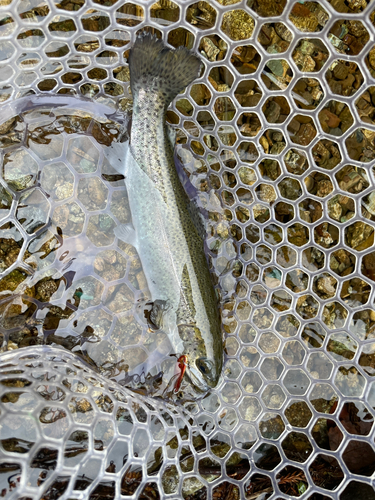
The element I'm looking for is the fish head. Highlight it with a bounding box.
[188,356,220,391]
[176,326,220,393]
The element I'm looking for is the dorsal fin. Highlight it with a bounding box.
[186,198,206,241]
[167,124,177,149]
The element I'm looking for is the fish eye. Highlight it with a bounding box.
[196,358,213,376]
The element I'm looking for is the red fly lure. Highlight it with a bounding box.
[174,355,188,393]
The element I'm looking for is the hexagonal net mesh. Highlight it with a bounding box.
[1,0,375,498]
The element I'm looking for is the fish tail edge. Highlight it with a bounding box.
[129,32,202,105]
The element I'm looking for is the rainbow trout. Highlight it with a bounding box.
[114,33,222,393]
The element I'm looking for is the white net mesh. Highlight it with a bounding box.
[1,0,375,498]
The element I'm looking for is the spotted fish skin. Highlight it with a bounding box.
[120,33,222,391]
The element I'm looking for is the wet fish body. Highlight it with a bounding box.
[115,34,223,391]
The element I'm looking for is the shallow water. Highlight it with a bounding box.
[1,0,375,498]
[0,91,373,499]
[0,96,218,401]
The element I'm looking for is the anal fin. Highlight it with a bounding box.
[114,223,137,246]
[103,140,129,176]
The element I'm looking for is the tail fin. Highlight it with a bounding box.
[129,32,201,105]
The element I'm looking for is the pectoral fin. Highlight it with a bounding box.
[114,223,137,246]
[144,300,170,331]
